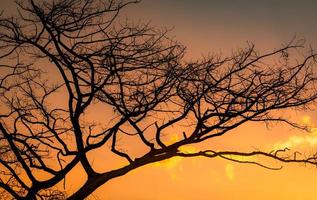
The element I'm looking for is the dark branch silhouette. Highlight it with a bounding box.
[1,0,317,199]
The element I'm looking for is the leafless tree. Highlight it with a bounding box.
[1,0,317,199]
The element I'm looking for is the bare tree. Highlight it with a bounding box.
[1,0,317,199]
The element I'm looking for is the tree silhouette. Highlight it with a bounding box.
[1,0,317,199]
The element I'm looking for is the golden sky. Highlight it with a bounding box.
[99,0,317,200]
[2,0,317,199]
[95,1,317,199]
[98,1,317,199]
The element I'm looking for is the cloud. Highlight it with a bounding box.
[153,157,183,170]
[225,164,235,181]
[273,135,317,150]
[152,156,183,181]
[301,115,311,126]
[273,115,317,150]
[151,134,200,181]
[178,145,197,154]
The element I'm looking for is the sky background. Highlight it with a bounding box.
[100,1,317,199]
[104,1,317,199]
[2,0,317,199]
[126,0,317,58]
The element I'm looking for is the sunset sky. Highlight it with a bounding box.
[2,0,317,199]
[104,1,317,199]
[105,1,317,199]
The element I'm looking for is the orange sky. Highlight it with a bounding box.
[95,1,317,199]
[101,1,317,199]
[2,0,317,199]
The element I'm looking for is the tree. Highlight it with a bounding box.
[1,0,317,199]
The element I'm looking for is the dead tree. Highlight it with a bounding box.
[1,0,317,199]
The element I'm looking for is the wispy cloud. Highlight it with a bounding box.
[273,135,317,150]
[273,115,317,150]
[225,164,235,181]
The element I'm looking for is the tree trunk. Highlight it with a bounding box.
[67,165,134,200]
[67,178,105,200]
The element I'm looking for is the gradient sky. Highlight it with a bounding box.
[106,1,317,199]
[126,0,317,57]
[2,0,317,199]
[105,1,317,199]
